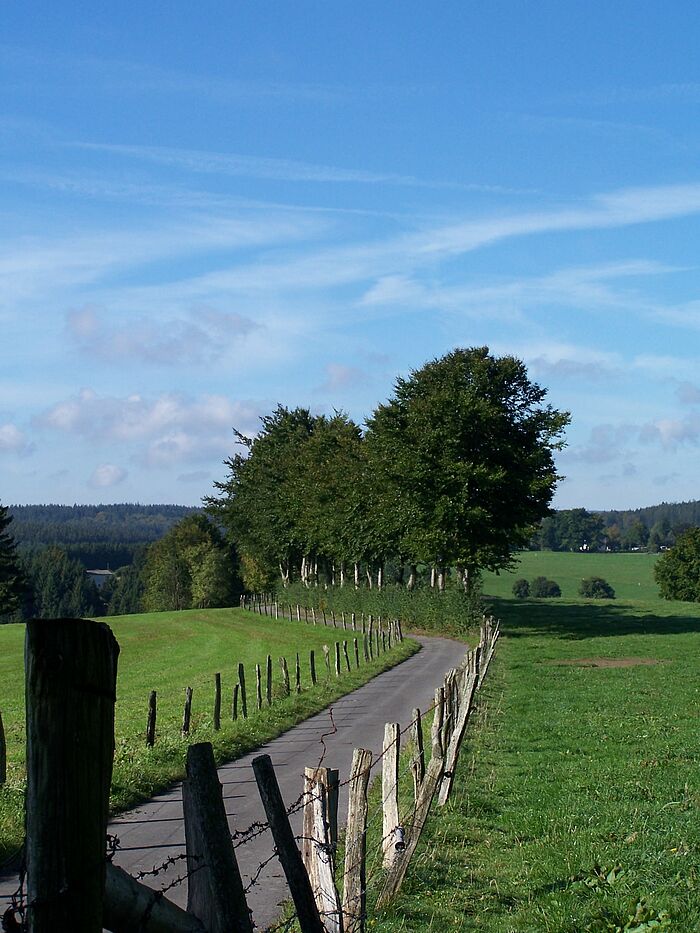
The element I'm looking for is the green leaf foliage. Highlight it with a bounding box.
[578,575,616,599]
[0,503,27,619]
[654,527,700,601]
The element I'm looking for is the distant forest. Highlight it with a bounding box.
[9,503,199,569]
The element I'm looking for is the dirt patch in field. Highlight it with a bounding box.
[547,657,662,668]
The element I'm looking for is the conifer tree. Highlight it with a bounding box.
[0,503,27,619]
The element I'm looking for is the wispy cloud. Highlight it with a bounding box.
[89,463,127,488]
[0,423,33,457]
[73,141,525,193]
[66,305,261,365]
[35,389,265,467]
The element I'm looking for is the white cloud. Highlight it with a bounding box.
[316,363,368,393]
[65,305,260,365]
[89,463,127,488]
[0,422,33,456]
[36,389,264,467]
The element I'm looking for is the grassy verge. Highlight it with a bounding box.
[0,607,418,866]
[367,594,700,931]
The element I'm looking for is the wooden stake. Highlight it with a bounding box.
[280,656,291,696]
[255,664,262,711]
[296,652,302,694]
[213,673,222,731]
[25,618,119,933]
[182,686,193,736]
[104,863,205,933]
[353,637,360,668]
[238,663,247,719]
[266,654,273,707]
[341,748,372,933]
[183,743,253,933]
[382,723,402,868]
[232,683,239,721]
[334,641,341,677]
[310,649,317,685]
[343,640,351,672]
[146,690,157,747]
[410,707,425,802]
[0,709,6,784]
[323,644,331,676]
[252,755,325,933]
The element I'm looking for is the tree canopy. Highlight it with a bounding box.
[0,503,27,618]
[654,527,700,602]
[209,347,569,591]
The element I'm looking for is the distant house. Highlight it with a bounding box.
[86,569,115,589]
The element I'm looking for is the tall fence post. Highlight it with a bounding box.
[296,653,302,694]
[255,664,263,711]
[182,686,193,736]
[214,673,222,731]
[266,654,273,707]
[24,618,119,933]
[382,723,402,867]
[232,683,239,721]
[146,690,157,747]
[302,767,342,931]
[280,656,291,696]
[183,742,253,933]
[252,754,325,933]
[309,649,317,685]
[410,707,425,802]
[342,748,372,933]
[238,663,248,719]
[0,709,6,785]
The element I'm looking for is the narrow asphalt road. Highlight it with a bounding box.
[1,633,467,931]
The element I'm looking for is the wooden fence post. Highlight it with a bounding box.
[238,663,248,719]
[0,709,6,785]
[341,748,372,933]
[334,642,341,678]
[382,723,402,867]
[296,653,302,694]
[438,670,479,806]
[252,754,325,933]
[280,656,291,696]
[214,673,222,731]
[309,649,317,685]
[342,641,351,673]
[353,637,360,668]
[323,644,331,677]
[25,618,119,933]
[183,743,253,933]
[266,655,273,707]
[302,768,341,931]
[146,690,157,747]
[182,686,193,736]
[104,863,205,933]
[232,683,239,721]
[410,707,425,802]
[255,664,263,711]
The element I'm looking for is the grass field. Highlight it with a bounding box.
[372,592,700,931]
[0,607,417,866]
[483,551,661,601]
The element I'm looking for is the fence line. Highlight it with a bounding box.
[4,611,498,932]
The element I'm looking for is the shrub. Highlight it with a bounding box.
[654,527,700,601]
[512,578,530,598]
[578,576,615,599]
[530,576,561,598]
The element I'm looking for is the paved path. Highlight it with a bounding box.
[1,634,467,931]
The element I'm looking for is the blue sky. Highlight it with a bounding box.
[2,1,700,510]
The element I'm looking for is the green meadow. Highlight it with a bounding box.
[373,586,700,931]
[0,607,416,865]
[483,550,661,601]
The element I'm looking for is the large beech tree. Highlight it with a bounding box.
[365,347,569,590]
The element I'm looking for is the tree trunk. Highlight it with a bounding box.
[407,565,417,590]
[366,567,373,590]
[354,562,360,589]
[377,564,383,591]
[339,561,346,588]
[430,566,436,589]
[437,567,446,592]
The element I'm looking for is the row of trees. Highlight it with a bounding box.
[207,347,570,592]
[531,508,685,553]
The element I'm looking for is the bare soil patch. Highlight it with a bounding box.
[547,657,662,668]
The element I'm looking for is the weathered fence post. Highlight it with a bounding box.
[25,618,119,933]
[266,654,273,707]
[232,683,239,721]
[0,709,6,785]
[214,673,222,731]
[382,722,402,867]
[353,637,360,668]
[302,767,342,931]
[342,748,372,933]
[342,640,351,673]
[334,641,341,678]
[104,863,205,933]
[183,742,253,933]
[252,754,325,933]
[410,707,425,802]
[323,644,331,677]
[296,652,302,694]
[309,649,317,685]
[146,690,157,747]
[280,656,291,696]
[238,663,248,718]
[182,686,193,736]
[255,663,263,711]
